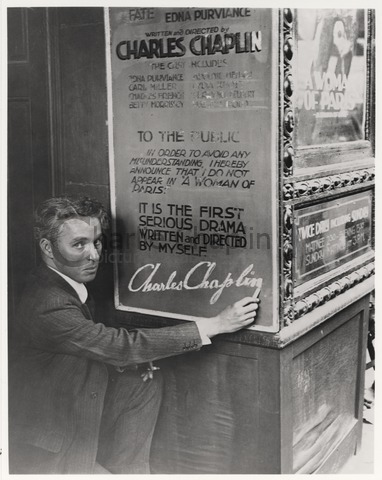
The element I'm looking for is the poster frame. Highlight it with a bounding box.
[105,7,281,333]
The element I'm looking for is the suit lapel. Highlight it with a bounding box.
[81,302,93,320]
[36,264,95,321]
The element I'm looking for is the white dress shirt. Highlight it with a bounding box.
[47,266,88,304]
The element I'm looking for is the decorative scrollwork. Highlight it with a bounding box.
[284,304,295,324]
[283,36,294,62]
[284,74,294,98]
[282,203,294,326]
[283,204,293,230]
[294,262,375,319]
[283,183,294,200]
[282,9,294,179]
[284,110,294,135]
[281,9,295,327]
[290,168,375,200]
[283,144,294,175]
[283,8,293,27]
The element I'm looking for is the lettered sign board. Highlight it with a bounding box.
[294,191,372,286]
[105,7,279,331]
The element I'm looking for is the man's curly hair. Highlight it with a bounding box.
[34,196,109,243]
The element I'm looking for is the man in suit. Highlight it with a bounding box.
[8,196,259,474]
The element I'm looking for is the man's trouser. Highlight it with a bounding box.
[96,365,163,474]
[9,367,163,474]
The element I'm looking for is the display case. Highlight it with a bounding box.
[106,7,374,333]
[284,8,375,324]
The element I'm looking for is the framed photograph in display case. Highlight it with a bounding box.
[293,9,374,176]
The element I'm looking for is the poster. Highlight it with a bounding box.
[295,9,367,146]
[106,7,278,331]
[294,191,372,286]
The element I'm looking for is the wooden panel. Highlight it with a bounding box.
[256,348,283,473]
[56,11,109,186]
[315,427,358,474]
[151,350,260,474]
[8,8,52,321]
[57,7,104,26]
[8,100,35,308]
[7,8,52,211]
[147,295,369,474]
[8,64,29,95]
[46,7,115,321]
[8,9,28,62]
[64,183,110,210]
[291,313,363,474]
[279,347,294,471]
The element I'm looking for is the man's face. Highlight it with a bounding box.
[50,217,103,283]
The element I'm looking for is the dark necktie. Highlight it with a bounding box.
[82,294,95,320]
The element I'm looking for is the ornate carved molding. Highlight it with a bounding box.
[365,9,373,141]
[282,204,294,326]
[294,262,375,319]
[281,9,296,327]
[283,167,375,201]
[282,9,294,178]
[281,9,295,327]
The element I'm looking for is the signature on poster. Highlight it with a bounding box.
[128,261,263,304]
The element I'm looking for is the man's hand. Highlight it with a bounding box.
[196,297,260,339]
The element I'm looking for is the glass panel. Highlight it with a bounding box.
[295,9,366,147]
[293,191,372,286]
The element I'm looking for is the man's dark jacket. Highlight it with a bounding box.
[8,264,202,473]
